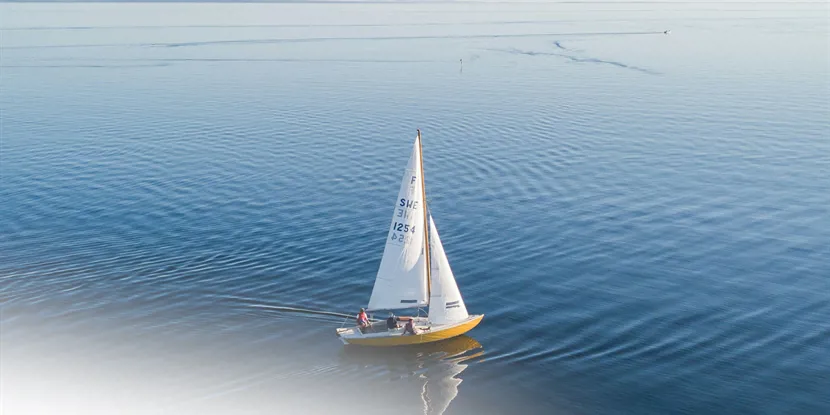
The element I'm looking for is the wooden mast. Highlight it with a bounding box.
[417,129,432,303]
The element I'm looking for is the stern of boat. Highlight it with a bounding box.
[335,327,352,344]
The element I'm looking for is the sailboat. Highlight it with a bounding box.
[336,130,484,346]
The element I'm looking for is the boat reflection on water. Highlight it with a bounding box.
[339,335,484,415]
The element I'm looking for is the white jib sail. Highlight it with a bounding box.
[428,216,469,325]
[368,137,429,310]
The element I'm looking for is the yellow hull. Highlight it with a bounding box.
[341,315,484,347]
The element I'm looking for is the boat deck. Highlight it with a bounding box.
[336,316,431,338]
[336,315,483,346]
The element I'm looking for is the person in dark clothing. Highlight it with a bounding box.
[386,313,401,330]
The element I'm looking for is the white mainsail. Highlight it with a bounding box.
[428,216,469,324]
[368,136,429,310]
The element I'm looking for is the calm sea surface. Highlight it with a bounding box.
[1,2,829,414]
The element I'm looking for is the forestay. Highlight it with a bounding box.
[368,137,429,310]
[428,216,469,324]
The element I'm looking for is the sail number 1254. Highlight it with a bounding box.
[391,222,416,234]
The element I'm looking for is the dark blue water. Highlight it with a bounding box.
[2,2,829,414]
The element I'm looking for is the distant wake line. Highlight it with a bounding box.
[1,31,666,50]
[0,22,669,32]
[487,46,659,75]
[0,57,441,69]
[155,31,666,48]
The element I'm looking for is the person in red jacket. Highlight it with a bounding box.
[356,308,370,332]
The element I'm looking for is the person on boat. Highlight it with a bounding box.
[386,312,401,330]
[356,308,370,332]
[403,318,418,336]
[386,313,413,330]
